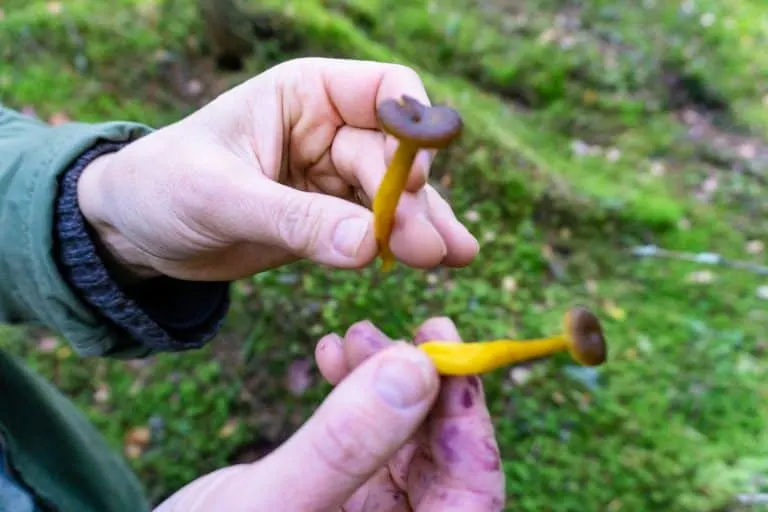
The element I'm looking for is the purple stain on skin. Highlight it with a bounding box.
[480,438,501,471]
[467,375,480,391]
[461,387,474,408]
[437,424,461,464]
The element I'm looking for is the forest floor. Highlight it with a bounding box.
[1,0,768,510]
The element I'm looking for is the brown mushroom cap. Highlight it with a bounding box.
[563,306,607,366]
[376,95,463,148]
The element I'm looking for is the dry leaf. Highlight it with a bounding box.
[218,419,240,439]
[125,426,151,447]
[124,444,143,460]
[56,346,72,360]
[93,383,110,404]
[746,240,764,255]
[604,301,626,321]
[286,359,312,396]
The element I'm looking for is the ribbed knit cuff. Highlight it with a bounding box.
[53,140,231,353]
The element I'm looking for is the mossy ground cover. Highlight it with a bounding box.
[1,0,767,509]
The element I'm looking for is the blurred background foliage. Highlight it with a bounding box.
[1,0,767,509]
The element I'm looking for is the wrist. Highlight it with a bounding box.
[77,151,160,283]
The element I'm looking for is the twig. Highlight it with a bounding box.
[630,244,768,276]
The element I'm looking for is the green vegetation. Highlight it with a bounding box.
[1,0,767,509]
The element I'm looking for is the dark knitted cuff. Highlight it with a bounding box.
[54,140,231,353]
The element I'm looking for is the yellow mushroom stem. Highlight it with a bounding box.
[372,141,418,272]
[418,336,571,376]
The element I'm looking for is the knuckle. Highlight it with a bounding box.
[274,194,323,254]
[310,407,381,480]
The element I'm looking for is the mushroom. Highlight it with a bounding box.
[373,95,463,271]
[418,306,608,375]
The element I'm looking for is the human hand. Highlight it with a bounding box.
[314,317,506,511]
[78,58,479,281]
[153,317,504,512]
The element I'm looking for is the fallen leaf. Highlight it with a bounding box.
[583,89,598,104]
[440,174,452,188]
[56,346,72,360]
[125,426,151,447]
[218,419,240,439]
[508,366,532,386]
[124,444,143,460]
[746,240,764,255]
[501,276,517,293]
[286,359,312,396]
[604,301,626,321]
[93,383,110,404]
[464,210,480,222]
[0,8,5,21]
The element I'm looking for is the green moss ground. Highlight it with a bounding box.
[1,0,767,509]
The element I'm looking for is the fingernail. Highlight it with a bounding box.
[333,217,370,258]
[374,347,434,409]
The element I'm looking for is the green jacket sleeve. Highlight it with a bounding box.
[0,104,230,358]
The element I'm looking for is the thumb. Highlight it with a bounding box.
[252,343,439,511]
[199,167,379,268]
[153,344,438,512]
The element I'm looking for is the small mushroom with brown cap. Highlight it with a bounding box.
[418,306,608,375]
[373,95,463,271]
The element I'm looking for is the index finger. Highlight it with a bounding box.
[313,57,432,130]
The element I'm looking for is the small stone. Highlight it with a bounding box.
[426,273,439,286]
[482,231,496,242]
[757,286,768,300]
[585,280,599,295]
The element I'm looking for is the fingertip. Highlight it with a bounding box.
[413,316,462,344]
[315,333,349,385]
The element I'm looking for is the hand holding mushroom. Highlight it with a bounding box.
[77,58,479,283]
